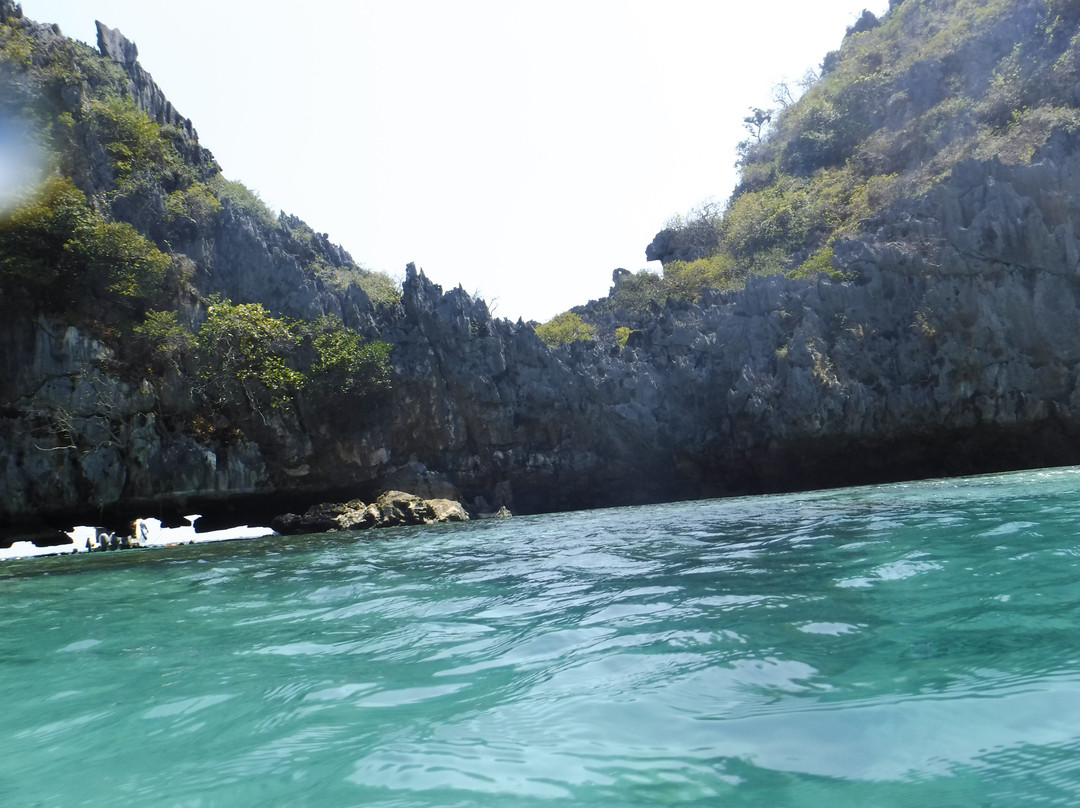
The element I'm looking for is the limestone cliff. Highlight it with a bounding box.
[4,0,1080,540]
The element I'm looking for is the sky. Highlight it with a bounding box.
[23,0,888,322]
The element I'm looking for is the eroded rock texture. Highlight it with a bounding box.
[9,133,1080,534]
[5,7,1080,536]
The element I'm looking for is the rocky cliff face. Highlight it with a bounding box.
[381,127,1080,506]
[10,129,1080,534]
[94,21,207,160]
[613,131,1080,490]
[4,3,1080,538]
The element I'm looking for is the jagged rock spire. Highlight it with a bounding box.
[91,19,217,173]
[95,21,138,67]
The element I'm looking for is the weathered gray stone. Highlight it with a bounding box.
[300,502,345,532]
[382,459,460,501]
[94,21,137,66]
[7,8,1080,535]
[270,512,305,535]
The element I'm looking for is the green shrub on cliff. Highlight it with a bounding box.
[353,270,402,306]
[604,258,743,313]
[86,96,193,194]
[0,21,32,68]
[608,270,664,314]
[196,298,305,413]
[0,175,168,311]
[0,175,90,294]
[534,311,595,347]
[663,254,742,299]
[789,245,847,280]
[132,309,192,375]
[210,176,278,229]
[195,299,393,417]
[721,174,821,269]
[306,315,393,401]
[164,182,222,229]
[77,218,170,300]
[648,0,1080,300]
[306,256,402,305]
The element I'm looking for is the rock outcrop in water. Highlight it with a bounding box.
[270,490,471,536]
[4,0,1080,540]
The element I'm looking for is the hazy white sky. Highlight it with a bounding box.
[25,0,887,322]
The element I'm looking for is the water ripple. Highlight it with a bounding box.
[4,468,1080,805]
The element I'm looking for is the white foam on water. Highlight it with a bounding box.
[0,514,275,561]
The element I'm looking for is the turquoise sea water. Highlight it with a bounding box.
[3,468,1080,807]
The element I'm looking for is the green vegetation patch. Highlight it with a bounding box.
[209,176,278,229]
[643,0,1080,305]
[306,315,393,400]
[86,95,194,194]
[190,298,393,418]
[535,311,596,347]
[165,181,222,229]
[131,308,192,376]
[0,21,32,68]
[307,256,402,305]
[0,175,169,312]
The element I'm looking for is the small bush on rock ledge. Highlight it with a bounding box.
[306,315,393,402]
[534,311,595,347]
